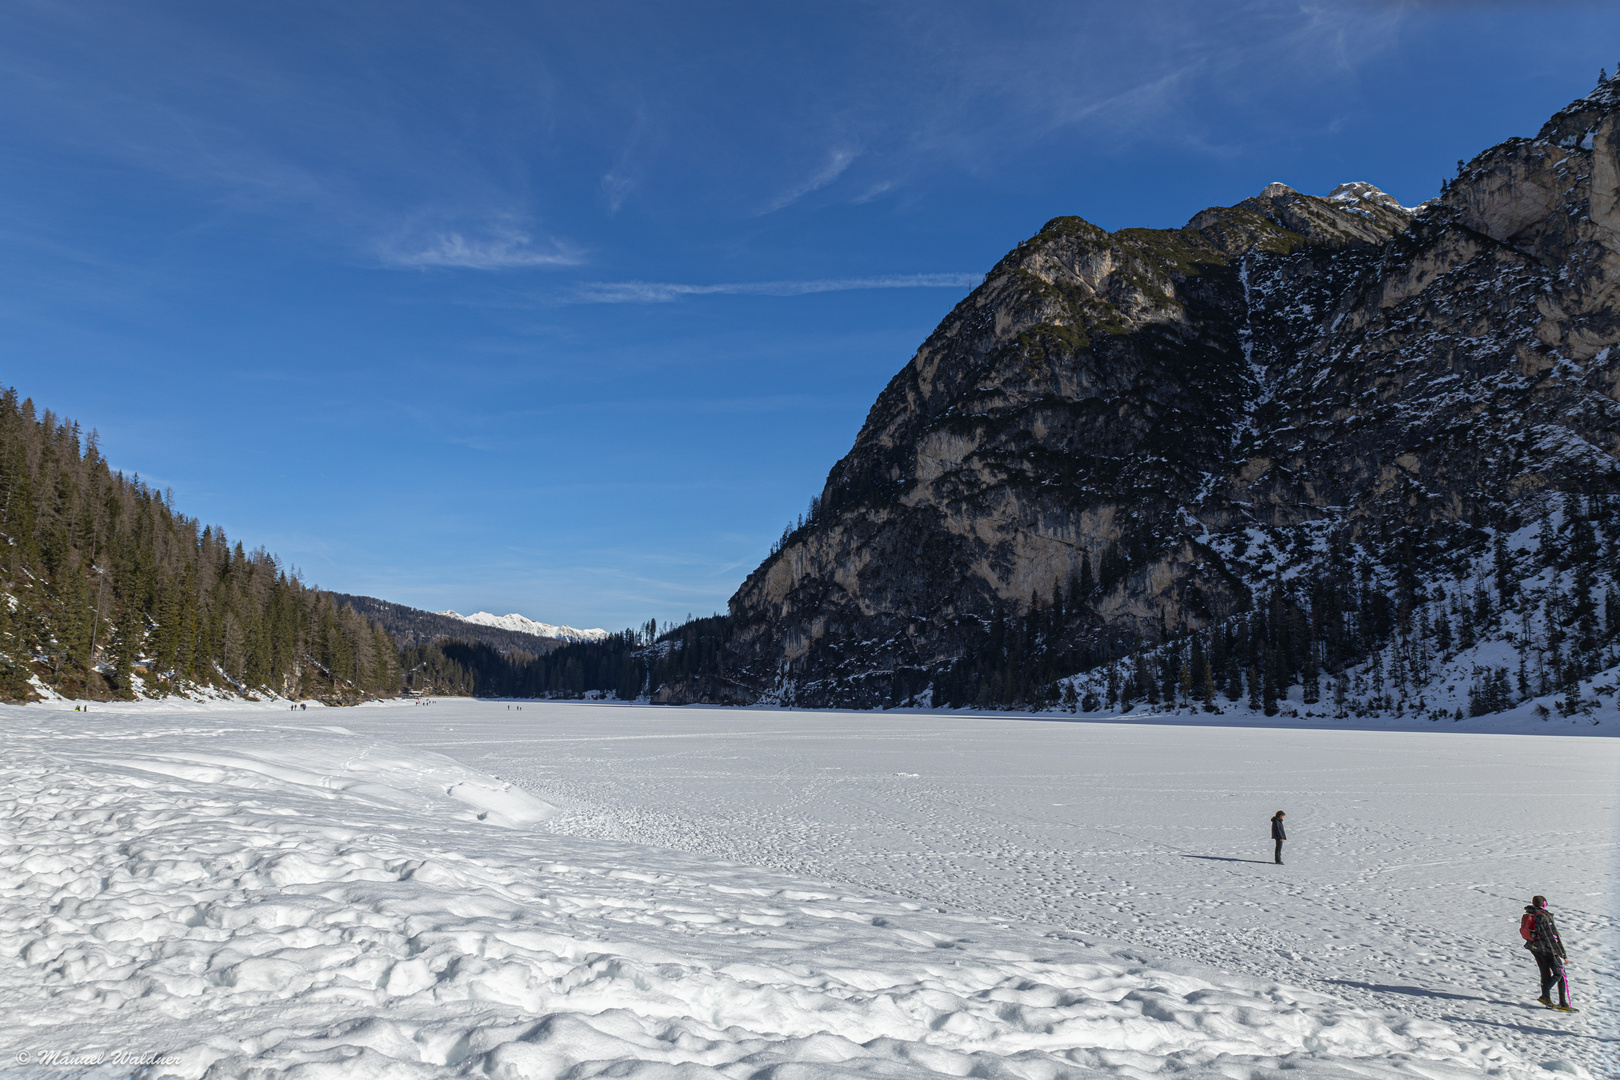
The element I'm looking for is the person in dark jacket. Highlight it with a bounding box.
[1522,895,1572,1010]
[1270,811,1286,864]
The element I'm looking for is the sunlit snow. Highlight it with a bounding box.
[435,610,610,643]
[2,700,1611,1079]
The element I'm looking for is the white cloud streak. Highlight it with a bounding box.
[573,272,982,303]
[758,146,860,213]
[387,228,584,270]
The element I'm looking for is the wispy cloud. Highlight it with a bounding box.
[600,172,636,214]
[878,1,1412,177]
[759,146,860,213]
[386,227,583,270]
[573,272,981,303]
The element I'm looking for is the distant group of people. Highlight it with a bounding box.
[1264,810,1575,1011]
[287,703,307,711]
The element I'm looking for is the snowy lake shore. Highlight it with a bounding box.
[1,698,1614,1079]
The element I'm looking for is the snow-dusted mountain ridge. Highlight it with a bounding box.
[436,609,608,643]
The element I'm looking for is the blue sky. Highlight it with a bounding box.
[3,1,1614,631]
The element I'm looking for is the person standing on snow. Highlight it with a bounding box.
[1522,895,1574,1011]
[1270,811,1286,864]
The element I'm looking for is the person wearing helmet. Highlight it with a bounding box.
[1520,895,1573,1011]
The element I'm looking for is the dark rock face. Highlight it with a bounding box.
[721,85,1620,708]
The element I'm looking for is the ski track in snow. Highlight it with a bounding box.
[0,701,1613,1080]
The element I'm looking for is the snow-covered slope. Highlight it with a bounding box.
[5,700,1597,1079]
[435,609,608,643]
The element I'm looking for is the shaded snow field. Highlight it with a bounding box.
[0,701,1613,1079]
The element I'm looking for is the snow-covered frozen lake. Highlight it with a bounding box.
[2,699,1614,1079]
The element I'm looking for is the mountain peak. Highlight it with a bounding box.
[1325,180,1422,214]
[1536,74,1620,145]
[436,610,609,644]
[1183,178,1414,254]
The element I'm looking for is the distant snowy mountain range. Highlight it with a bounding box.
[435,610,609,644]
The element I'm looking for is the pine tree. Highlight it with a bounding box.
[1262,652,1279,716]
[108,606,137,699]
[1224,633,1244,702]
[1493,532,1516,606]
[1190,635,1208,699]
[1537,513,1559,572]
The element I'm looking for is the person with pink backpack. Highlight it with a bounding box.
[1520,895,1574,1012]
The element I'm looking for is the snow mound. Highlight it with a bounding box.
[435,609,609,643]
[0,705,1551,1080]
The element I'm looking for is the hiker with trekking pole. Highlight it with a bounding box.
[1521,895,1575,1012]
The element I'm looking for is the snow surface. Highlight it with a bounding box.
[2,699,1613,1080]
[435,610,609,643]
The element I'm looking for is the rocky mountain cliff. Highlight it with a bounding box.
[713,81,1620,714]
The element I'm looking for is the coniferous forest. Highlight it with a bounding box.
[397,616,735,703]
[0,388,399,702]
[927,502,1620,719]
